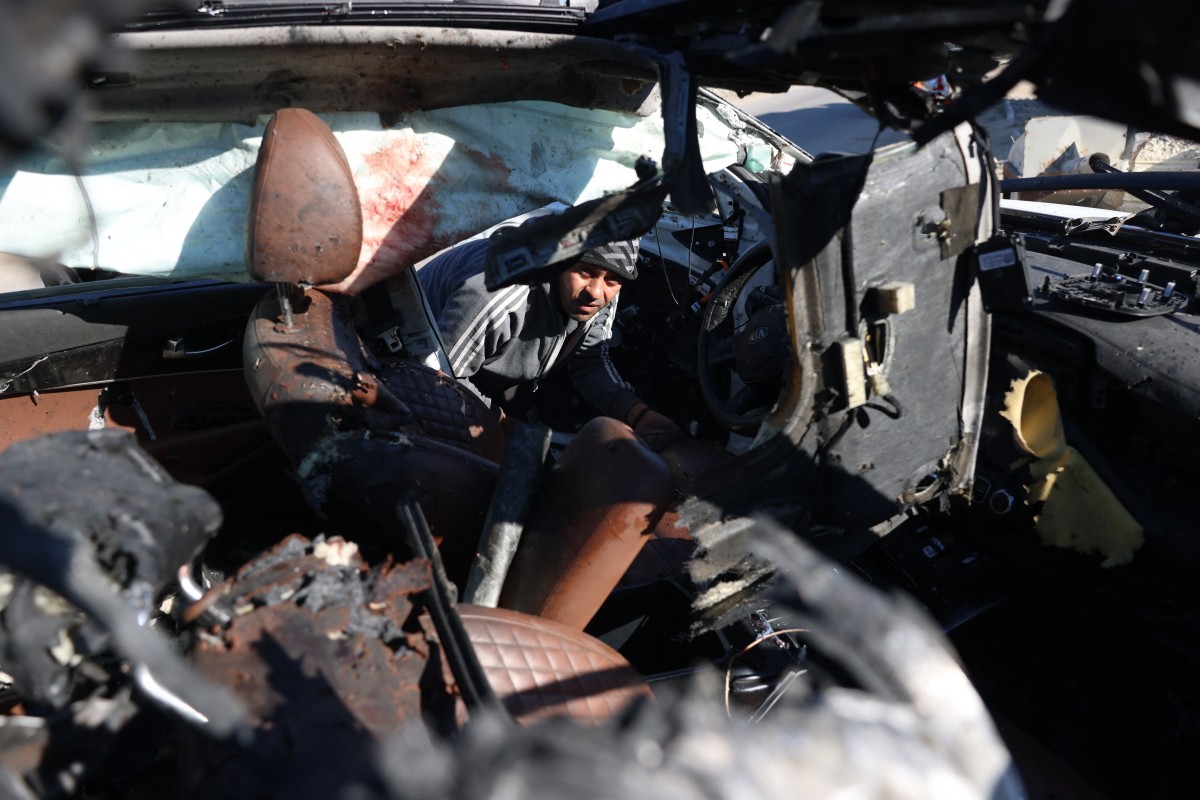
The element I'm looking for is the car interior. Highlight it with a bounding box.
[0,18,990,716]
[0,28,813,723]
[5,5,1200,797]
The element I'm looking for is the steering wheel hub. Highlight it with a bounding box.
[735,304,788,383]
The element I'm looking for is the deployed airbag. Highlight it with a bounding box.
[0,100,753,292]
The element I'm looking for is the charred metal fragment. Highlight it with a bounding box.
[186,534,452,797]
[0,431,221,598]
[774,152,873,273]
[398,500,505,718]
[0,431,243,736]
[485,184,671,291]
[653,51,716,217]
[748,519,1021,796]
[675,499,776,635]
[696,129,992,541]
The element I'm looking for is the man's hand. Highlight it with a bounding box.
[625,403,685,453]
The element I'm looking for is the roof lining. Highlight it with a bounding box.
[93,26,661,121]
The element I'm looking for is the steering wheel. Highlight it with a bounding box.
[697,241,790,435]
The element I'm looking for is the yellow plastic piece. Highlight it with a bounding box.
[1000,371,1144,567]
[861,344,892,398]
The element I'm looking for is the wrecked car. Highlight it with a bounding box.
[2,1,1200,797]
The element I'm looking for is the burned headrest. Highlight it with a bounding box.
[246,108,362,285]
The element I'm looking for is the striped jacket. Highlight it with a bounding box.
[418,239,642,421]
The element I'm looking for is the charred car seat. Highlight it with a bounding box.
[239,110,655,729]
[240,108,504,580]
[240,109,696,630]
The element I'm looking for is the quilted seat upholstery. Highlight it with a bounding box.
[459,604,652,725]
[377,359,505,463]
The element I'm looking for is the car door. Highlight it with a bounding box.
[0,277,273,486]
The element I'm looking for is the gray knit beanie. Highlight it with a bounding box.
[579,239,639,280]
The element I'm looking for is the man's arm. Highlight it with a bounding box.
[420,241,523,405]
[567,302,684,450]
[567,300,642,421]
[439,278,526,382]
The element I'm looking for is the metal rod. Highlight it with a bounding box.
[1088,154,1200,228]
[275,283,295,328]
[462,422,552,607]
[1000,172,1200,193]
[397,497,507,717]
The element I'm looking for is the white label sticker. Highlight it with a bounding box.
[979,247,1017,271]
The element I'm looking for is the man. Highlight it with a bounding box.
[418,236,679,441]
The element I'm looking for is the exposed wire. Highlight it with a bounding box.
[724,627,810,718]
[653,219,683,308]
[688,214,697,276]
[865,394,903,419]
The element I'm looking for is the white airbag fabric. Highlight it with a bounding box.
[0,100,749,287]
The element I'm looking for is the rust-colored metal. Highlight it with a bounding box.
[179,583,230,627]
[351,371,381,406]
[198,604,428,735]
[499,417,674,629]
[0,386,136,445]
[246,108,363,286]
[0,371,256,447]
[187,535,453,796]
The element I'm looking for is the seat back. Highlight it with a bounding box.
[241,109,502,582]
[499,417,674,629]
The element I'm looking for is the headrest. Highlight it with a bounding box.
[246,108,362,285]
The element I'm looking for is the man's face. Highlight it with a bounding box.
[556,260,623,322]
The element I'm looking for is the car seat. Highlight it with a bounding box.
[238,107,658,720]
